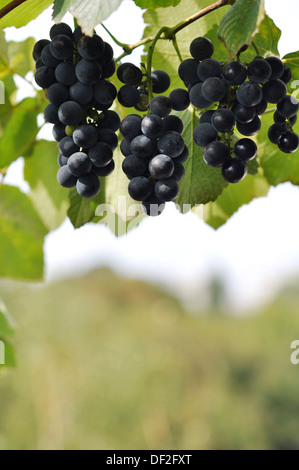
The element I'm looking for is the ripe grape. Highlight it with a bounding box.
[247,59,272,83]
[50,35,73,60]
[190,37,214,60]
[131,135,155,159]
[57,166,77,188]
[157,131,185,158]
[73,125,98,148]
[236,82,262,107]
[77,172,101,198]
[278,131,299,153]
[58,101,83,126]
[77,35,105,61]
[201,77,227,102]
[141,114,163,139]
[155,179,179,202]
[151,70,171,93]
[262,79,287,103]
[149,155,174,180]
[234,139,257,161]
[268,123,286,144]
[236,115,261,136]
[193,123,218,148]
[149,96,172,118]
[203,141,230,168]
[221,61,247,86]
[169,88,190,111]
[222,159,248,183]
[122,155,148,179]
[67,152,92,177]
[211,108,235,133]
[277,96,299,118]
[129,176,154,201]
[189,83,213,109]
[197,59,221,81]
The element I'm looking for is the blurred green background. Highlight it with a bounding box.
[0,271,299,450]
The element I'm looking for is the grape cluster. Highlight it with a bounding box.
[120,96,188,216]
[178,36,299,183]
[117,62,173,111]
[33,23,119,198]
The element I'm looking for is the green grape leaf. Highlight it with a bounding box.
[200,172,269,229]
[0,0,54,29]
[8,37,36,78]
[258,112,299,186]
[53,0,124,35]
[218,0,265,58]
[133,0,181,8]
[177,107,227,208]
[0,302,15,338]
[24,140,70,231]
[0,185,48,280]
[68,188,95,228]
[0,98,40,170]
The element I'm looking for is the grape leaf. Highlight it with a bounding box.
[177,107,227,208]
[53,0,124,35]
[218,0,265,58]
[0,0,54,29]
[68,188,95,228]
[0,98,40,169]
[0,185,48,280]
[200,172,269,229]
[133,0,181,8]
[0,302,15,338]
[24,140,70,231]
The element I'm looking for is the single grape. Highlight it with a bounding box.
[274,110,286,124]
[141,114,163,139]
[67,152,92,177]
[44,103,60,124]
[120,138,132,157]
[41,44,62,67]
[100,42,114,65]
[190,37,214,61]
[155,179,179,202]
[58,153,68,167]
[46,83,69,106]
[222,159,248,183]
[55,62,76,86]
[236,82,263,107]
[197,58,221,81]
[98,110,120,132]
[277,96,299,118]
[236,116,261,136]
[117,63,136,83]
[102,60,116,79]
[262,79,287,103]
[163,115,184,134]
[89,142,113,167]
[189,82,213,109]
[203,141,230,167]
[280,66,292,85]
[157,131,185,158]
[33,39,50,61]
[233,103,256,124]
[50,35,73,60]
[178,59,200,87]
[77,35,105,60]
[151,70,171,93]
[211,108,235,133]
[169,88,190,111]
[255,99,268,115]
[58,101,83,126]
[73,125,98,148]
[59,136,80,157]
[50,22,73,40]
[73,26,84,45]
[247,59,272,83]
[149,96,172,118]
[128,176,154,201]
[94,79,117,106]
[121,64,143,86]
[52,123,66,142]
[120,115,142,141]
[234,138,257,161]
[149,154,175,180]
[201,77,227,103]
[57,166,77,188]
[265,56,284,80]
[199,110,215,124]
[77,172,101,198]
[131,135,155,159]
[268,123,287,144]
[118,85,140,108]
[222,61,247,86]
[69,81,93,105]
[175,145,189,163]
[75,59,102,85]
[122,155,148,179]
[193,123,218,148]
[171,161,185,183]
[278,131,299,153]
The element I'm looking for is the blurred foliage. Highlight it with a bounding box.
[0,270,298,450]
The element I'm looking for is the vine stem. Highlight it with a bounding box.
[147,27,168,102]
[0,0,27,19]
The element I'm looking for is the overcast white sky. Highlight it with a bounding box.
[3,0,299,311]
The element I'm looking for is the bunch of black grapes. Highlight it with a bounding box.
[120,95,189,216]
[33,22,120,198]
[117,63,175,111]
[178,36,299,184]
